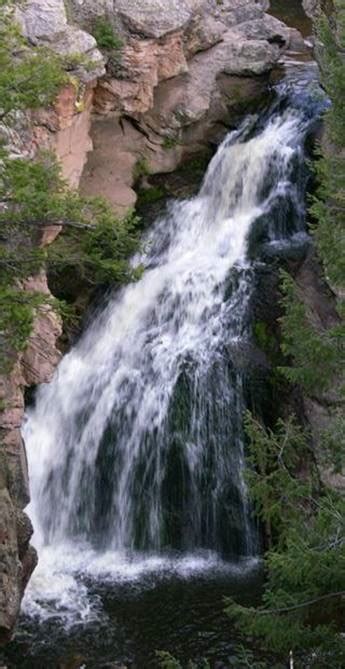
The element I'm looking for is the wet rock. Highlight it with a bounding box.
[137,31,278,172]
[88,0,289,191]
[288,27,309,52]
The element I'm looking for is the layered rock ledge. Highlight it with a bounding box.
[15,0,305,212]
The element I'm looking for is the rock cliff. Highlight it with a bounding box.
[76,0,297,211]
[0,77,98,643]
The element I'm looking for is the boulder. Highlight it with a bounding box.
[52,27,105,82]
[15,0,67,42]
[113,0,206,39]
[184,14,227,57]
[141,31,280,134]
[216,0,264,26]
[95,33,188,114]
[233,14,290,46]
[16,0,105,82]
[66,0,115,27]
[302,0,321,17]
[288,27,309,52]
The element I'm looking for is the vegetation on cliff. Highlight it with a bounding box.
[226,413,345,668]
[0,1,139,371]
[225,2,345,666]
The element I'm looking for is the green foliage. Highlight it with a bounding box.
[318,411,345,473]
[133,156,150,182]
[310,2,345,290]
[91,18,123,51]
[225,412,345,667]
[239,10,345,664]
[0,3,66,121]
[0,289,40,358]
[309,151,345,291]
[0,3,65,368]
[0,148,140,367]
[156,651,183,669]
[48,199,139,287]
[162,136,179,150]
[138,185,166,205]
[230,646,268,668]
[0,3,140,371]
[156,652,210,669]
[278,271,344,393]
[317,6,345,145]
[244,412,315,546]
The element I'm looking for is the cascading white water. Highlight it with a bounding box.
[22,85,320,621]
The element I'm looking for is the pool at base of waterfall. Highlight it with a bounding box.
[4,554,262,668]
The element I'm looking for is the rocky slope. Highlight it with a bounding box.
[0,0,308,644]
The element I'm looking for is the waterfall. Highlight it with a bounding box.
[22,73,323,622]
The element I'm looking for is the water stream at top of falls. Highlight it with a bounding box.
[21,67,325,624]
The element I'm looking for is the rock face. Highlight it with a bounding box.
[80,0,300,207]
[0,35,96,640]
[302,0,335,19]
[302,0,321,17]
[16,0,105,82]
[114,0,204,38]
[13,0,306,212]
[0,272,62,644]
[92,1,289,120]
[300,0,344,490]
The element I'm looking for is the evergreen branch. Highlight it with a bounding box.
[258,591,345,615]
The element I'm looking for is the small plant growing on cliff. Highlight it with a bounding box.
[162,136,179,150]
[91,18,123,51]
[133,156,150,182]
